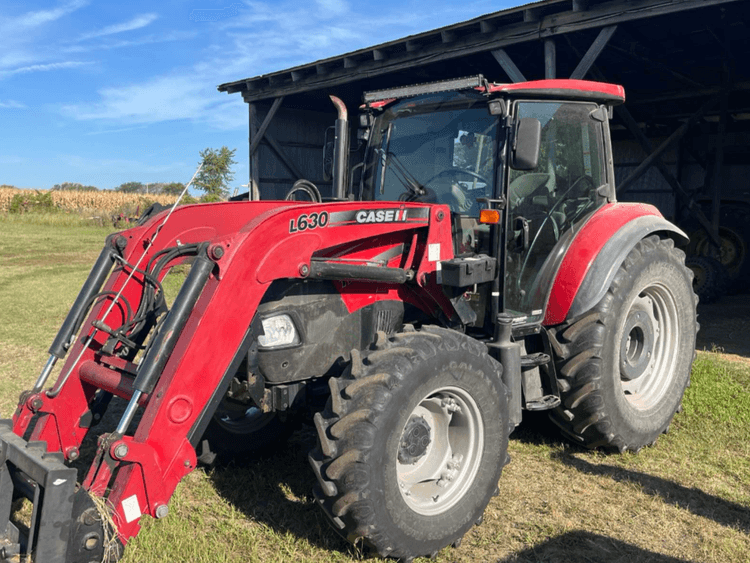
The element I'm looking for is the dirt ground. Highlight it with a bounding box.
[695,294,750,362]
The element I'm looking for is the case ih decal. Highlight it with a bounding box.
[327,206,430,227]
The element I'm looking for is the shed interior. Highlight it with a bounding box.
[218,0,750,293]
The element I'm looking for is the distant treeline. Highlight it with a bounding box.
[0,186,179,215]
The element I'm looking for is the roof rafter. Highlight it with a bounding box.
[219,0,743,102]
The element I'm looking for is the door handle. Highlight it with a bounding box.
[514,216,530,251]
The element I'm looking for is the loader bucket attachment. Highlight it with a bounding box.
[0,419,107,563]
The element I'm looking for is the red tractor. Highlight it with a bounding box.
[0,76,697,562]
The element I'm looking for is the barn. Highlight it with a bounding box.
[217,0,750,296]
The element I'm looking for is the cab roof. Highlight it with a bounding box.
[362,75,624,109]
[488,79,625,103]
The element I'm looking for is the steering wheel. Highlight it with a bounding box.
[563,175,598,223]
[516,175,598,292]
[424,167,491,215]
[426,167,490,186]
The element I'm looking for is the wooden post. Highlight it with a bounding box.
[544,39,556,79]
[248,103,260,200]
[491,49,526,83]
[565,33,723,246]
[710,90,729,256]
[570,25,617,80]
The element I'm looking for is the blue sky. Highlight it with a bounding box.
[0,0,516,191]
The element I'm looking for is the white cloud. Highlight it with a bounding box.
[204,99,250,131]
[315,0,348,17]
[0,155,24,165]
[0,1,90,78]
[62,75,220,125]
[58,0,508,129]
[0,100,26,109]
[63,30,197,53]
[1,0,89,31]
[0,61,92,77]
[78,13,159,40]
[84,125,150,136]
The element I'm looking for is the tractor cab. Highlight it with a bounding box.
[358,76,624,326]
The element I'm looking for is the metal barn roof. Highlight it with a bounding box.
[217,0,749,127]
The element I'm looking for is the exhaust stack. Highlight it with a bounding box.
[329,95,349,200]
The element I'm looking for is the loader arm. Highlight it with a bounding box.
[1,199,455,560]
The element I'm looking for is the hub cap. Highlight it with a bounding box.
[619,285,680,410]
[396,386,483,516]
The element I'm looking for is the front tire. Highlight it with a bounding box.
[549,235,698,452]
[310,327,509,560]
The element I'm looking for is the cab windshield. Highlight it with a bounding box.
[361,91,499,216]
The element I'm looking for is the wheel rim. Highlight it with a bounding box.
[694,227,746,275]
[396,386,483,516]
[619,283,680,410]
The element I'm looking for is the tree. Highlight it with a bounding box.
[161,182,185,196]
[114,181,144,193]
[194,146,236,199]
[52,182,98,191]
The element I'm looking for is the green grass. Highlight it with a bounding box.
[0,213,748,563]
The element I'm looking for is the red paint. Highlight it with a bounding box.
[10,198,459,545]
[543,202,661,326]
[78,361,147,405]
[167,396,193,424]
[362,98,397,109]
[487,79,625,102]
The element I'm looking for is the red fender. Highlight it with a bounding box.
[543,203,687,326]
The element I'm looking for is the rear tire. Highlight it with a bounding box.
[310,327,509,560]
[549,236,697,452]
[685,205,750,294]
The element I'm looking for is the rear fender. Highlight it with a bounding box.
[543,203,688,325]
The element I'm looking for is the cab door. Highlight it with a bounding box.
[503,100,609,324]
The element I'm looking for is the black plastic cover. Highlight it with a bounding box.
[441,255,497,287]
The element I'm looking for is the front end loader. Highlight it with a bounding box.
[0,76,698,562]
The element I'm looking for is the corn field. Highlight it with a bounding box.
[0,187,179,215]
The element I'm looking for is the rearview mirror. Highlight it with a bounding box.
[511,117,541,171]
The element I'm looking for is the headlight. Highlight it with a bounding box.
[258,314,299,348]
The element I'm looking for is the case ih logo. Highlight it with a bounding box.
[355,208,408,223]
[325,206,430,228]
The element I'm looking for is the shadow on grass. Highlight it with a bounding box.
[554,452,750,533]
[509,409,579,449]
[206,424,358,557]
[496,530,690,563]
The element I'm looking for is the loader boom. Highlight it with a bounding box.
[3,199,456,557]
